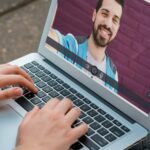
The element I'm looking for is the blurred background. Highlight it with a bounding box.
[0,0,51,64]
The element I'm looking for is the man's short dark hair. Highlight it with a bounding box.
[96,0,124,12]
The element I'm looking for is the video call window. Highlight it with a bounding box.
[45,0,150,113]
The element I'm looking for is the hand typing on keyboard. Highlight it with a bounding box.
[16,98,88,150]
[0,64,37,100]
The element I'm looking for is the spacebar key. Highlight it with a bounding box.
[15,96,34,111]
[79,136,100,150]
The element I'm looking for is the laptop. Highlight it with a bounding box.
[0,0,149,149]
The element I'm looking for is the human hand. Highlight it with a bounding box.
[16,98,88,150]
[0,64,37,100]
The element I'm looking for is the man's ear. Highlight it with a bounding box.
[92,9,97,22]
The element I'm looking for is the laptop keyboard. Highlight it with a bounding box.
[15,61,130,150]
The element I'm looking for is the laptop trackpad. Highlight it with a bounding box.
[0,105,23,150]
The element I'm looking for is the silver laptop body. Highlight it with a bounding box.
[0,0,149,150]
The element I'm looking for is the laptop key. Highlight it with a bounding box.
[62,83,70,89]
[87,109,98,117]
[32,77,40,83]
[105,133,117,142]
[43,69,51,75]
[37,102,45,109]
[80,104,91,112]
[76,93,84,99]
[42,96,51,103]
[86,128,95,136]
[69,88,77,94]
[102,120,113,128]
[41,76,52,82]
[90,103,99,109]
[109,126,125,137]
[31,97,42,105]
[74,99,84,107]
[83,116,94,124]
[50,74,57,79]
[56,78,64,84]
[90,122,101,130]
[67,94,77,101]
[37,91,47,98]
[15,97,34,111]
[79,136,100,150]
[49,91,59,98]
[83,98,91,104]
[121,126,130,133]
[113,120,122,127]
[57,95,64,100]
[97,109,106,115]
[54,85,64,91]
[43,86,53,93]
[97,128,109,136]
[94,115,106,123]
[105,114,114,120]
[29,67,39,73]
[91,134,109,147]
[71,142,83,150]
[60,89,71,97]
[25,92,35,99]
[36,71,46,78]
[47,80,58,87]
[22,88,29,95]
[24,63,34,69]
[36,81,47,88]
[37,65,45,70]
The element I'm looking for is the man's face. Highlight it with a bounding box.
[92,0,122,47]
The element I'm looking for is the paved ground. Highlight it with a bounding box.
[0,0,50,64]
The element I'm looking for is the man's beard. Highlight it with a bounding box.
[92,23,113,47]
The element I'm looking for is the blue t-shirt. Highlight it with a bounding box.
[55,30,118,92]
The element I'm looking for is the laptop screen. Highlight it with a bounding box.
[45,0,150,113]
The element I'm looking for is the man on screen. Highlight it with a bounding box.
[48,0,124,92]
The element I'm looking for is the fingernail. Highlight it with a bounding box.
[34,87,38,93]
[31,79,34,83]
[14,87,23,96]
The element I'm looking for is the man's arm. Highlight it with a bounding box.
[48,28,59,42]
[46,28,60,52]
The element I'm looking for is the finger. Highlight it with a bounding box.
[65,107,80,125]
[70,123,88,141]
[0,65,33,83]
[21,106,39,125]
[0,87,23,100]
[55,98,73,114]
[0,64,11,69]
[0,75,37,93]
[16,106,39,146]
[42,98,60,111]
